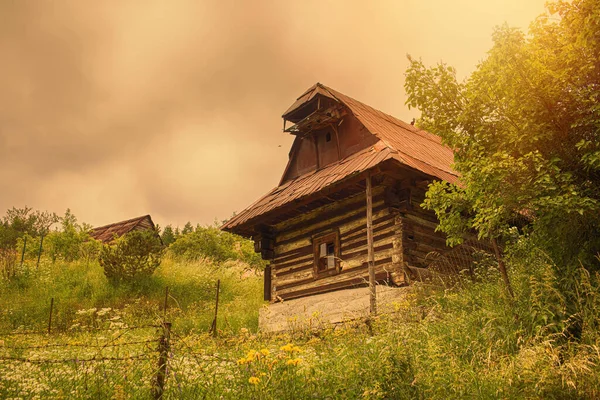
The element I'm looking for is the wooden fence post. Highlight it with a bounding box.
[36,235,44,270]
[48,297,54,334]
[20,236,27,267]
[163,286,169,320]
[209,280,220,337]
[153,322,172,399]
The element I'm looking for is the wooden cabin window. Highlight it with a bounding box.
[312,231,340,277]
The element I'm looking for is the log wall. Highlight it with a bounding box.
[401,186,448,268]
[269,184,405,301]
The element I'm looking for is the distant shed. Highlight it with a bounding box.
[90,215,159,244]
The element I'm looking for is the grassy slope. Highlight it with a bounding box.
[1,251,600,399]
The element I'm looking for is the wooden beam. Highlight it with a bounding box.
[366,172,377,315]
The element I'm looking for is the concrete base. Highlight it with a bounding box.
[259,285,410,332]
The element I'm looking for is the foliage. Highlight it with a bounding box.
[169,224,265,269]
[1,247,600,398]
[161,224,177,246]
[0,248,19,281]
[182,222,194,235]
[405,0,600,273]
[45,209,100,263]
[99,230,164,284]
[0,207,58,249]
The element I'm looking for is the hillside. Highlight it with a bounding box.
[1,241,599,399]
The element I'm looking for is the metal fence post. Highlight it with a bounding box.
[153,322,171,399]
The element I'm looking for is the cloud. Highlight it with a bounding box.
[0,0,547,228]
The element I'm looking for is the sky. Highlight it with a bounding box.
[1,0,548,229]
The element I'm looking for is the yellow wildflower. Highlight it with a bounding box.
[260,348,270,357]
[286,358,302,366]
[248,376,260,385]
[280,343,294,352]
[246,349,259,360]
[280,343,301,353]
[237,358,248,365]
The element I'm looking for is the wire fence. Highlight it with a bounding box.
[0,282,227,399]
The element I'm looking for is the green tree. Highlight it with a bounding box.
[46,209,94,262]
[161,224,176,246]
[99,229,164,284]
[182,222,194,235]
[404,0,600,296]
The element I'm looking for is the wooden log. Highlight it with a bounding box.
[391,213,406,285]
[366,173,376,315]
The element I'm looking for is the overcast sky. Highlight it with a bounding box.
[1,0,547,229]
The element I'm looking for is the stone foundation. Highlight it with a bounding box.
[259,285,410,332]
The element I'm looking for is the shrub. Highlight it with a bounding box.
[46,209,96,263]
[169,225,265,269]
[0,248,19,281]
[99,230,164,284]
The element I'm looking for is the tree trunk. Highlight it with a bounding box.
[491,238,514,299]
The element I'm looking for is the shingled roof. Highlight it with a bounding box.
[90,215,157,243]
[222,83,458,235]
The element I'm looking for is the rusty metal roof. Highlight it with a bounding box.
[223,142,394,232]
[222,83,459,234]
[90,215,157,243]
[311,84,457,183]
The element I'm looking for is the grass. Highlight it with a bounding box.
[1,248,600,399]
[0,255,263,334]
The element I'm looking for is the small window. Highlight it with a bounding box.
[313,231,340,277]
[325,132,332,142]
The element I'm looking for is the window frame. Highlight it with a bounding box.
[312,230,341,278]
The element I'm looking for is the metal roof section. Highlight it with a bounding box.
[90,214,157,243]
[222,142,393,232]
[222,83,459,234]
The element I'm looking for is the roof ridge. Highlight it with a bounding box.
[319,83,443,146]
[92,214,151,231]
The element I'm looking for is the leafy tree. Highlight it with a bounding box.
[161,224,176,246]
[0,207,58,249]
[182,222,194,235]
[99,229,164,284]
[404,0,600,297]
[46,209,95,262]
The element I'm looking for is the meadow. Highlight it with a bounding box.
[2,237,600,399]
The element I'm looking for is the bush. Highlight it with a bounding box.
[168,225,265,269]
[45,209,98,263]
[99,230,164,284]
[0,248,19,281]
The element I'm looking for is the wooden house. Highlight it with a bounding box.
[222,83,472,330]
[90,215,159,244]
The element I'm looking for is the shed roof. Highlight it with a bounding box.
[222,83,458,234]
[90,215,157,243]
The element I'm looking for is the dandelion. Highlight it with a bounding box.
[248,376,260,385]
[286,358,302,366]
[279,343,301,353]
[260,348,270,357]
[237,358,248,365]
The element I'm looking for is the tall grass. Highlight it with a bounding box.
[0,254,263,334]
[1,242,599,398]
